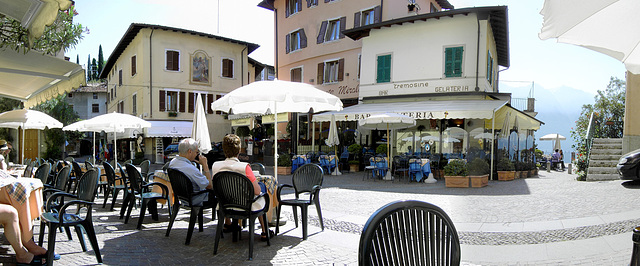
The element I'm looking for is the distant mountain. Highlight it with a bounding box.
[499,83,595,162]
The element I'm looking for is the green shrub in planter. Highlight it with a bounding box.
[348,143,362,154]
[375,144,387,155]
[277,153,292,167]
[497,158,515,171]
[443,159,468,176]
[515,161,528,171]
[468,158,490,175]
[348,160,359,165]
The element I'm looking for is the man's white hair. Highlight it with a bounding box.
[178,138,199,154]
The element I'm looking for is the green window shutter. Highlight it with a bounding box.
[377,54,391,83]
[445,47,463,77]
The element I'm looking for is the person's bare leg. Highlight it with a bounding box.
[258,216,268,234]
[0,205,35,263]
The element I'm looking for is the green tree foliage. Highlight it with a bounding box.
[91,58,98,81]
[33,95,80,159]
[87,55,92,82]
[76,54,79,64]
[98,45,104,77]
[0,5,84,55]
[571,77,625,180]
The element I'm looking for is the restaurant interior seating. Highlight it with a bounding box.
[359,200,460,265]
[212,171,270,260]
[123,164,171,229]
[39,168,103,264]
[166,168,217,245]
[276,163,324,240]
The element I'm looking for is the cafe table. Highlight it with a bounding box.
[0,171,44,241]
[409,158,431,182]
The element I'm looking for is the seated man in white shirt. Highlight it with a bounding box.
[168,138,213,206]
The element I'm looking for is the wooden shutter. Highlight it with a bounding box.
[307,0,312,7]
[179,91,185,112]
[285,33,291,54]
[317,63,324,84]
[337,58,345,81]
[300,29,307,48]
[354,12,361,28]
[374,6,382,23]
[207,94,214,114]
[188,92,195,113]
[377,55,391,83]
[159,90,165,112]
[214,94,221,114]
[317,21,328,44]
[131,56,136,76]
[297,0,302,12]
[339,16,346,39]
[454,47,463,77]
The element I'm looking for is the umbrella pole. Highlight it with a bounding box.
[312,122,315,155]
[93,132,96,164]
[114,125,117,166]
[274,103,278,180]
[21,127,24,164]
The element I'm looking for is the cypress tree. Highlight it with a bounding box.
[98,45,104,78]
[87,55,91,82]
[91,58,98,81]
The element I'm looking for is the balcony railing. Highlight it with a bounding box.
[510,98,535,112]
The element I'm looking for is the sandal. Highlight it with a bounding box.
[260,229,275,242]
[16,256,43,266]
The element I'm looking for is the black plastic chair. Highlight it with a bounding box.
[276,163,324,240]
[102,162,127,211]
[39,168,102,265]
[212,171,270,261]
[165,168,217,245]
[69,161,85,193]
[123,163,171,229]
[21,161,35,178]
[358,200,461,266]
[139,159,151,183]
[392,156,409,182]
[250,163,266,175]
[34,163,51,184]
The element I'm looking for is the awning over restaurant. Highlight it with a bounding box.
[312,99,542,130]
[0,49,86,108]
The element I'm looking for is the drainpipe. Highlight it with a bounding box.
[274,8,278,79]
[241,46,247,86]
[475,16,480,92]
[149,28,155,118]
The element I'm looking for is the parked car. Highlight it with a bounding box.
[617,148,640,180]
[163,143,179,163]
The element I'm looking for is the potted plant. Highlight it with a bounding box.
[515,161,527,179]
[348,160,360,172]
[496,158,515,181]
[443,159,468,187]
[168,111,178,117]
[434,156,448,179]
[375,144,387,156]
[468,158,490,187]
[277,153,292,175]
[348,143,362,169]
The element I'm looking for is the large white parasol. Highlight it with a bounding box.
[325,114,341,175]
[211,80,343,179]
[0,109,63,162]
[539,0,640,74]
[192,93,212,154]
[358,113,416,181]
[540,133,566,151]
[72,112,151,165]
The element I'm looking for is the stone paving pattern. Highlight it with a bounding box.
[0,167,637,265]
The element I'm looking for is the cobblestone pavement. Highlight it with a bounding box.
[0,167,637,265]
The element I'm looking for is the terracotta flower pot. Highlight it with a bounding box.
[277,166,291,175]
[469,174,489,187]
[445,176,469,187]
[497,171,515,181]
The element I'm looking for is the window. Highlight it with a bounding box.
[92,93,98,99]
[376,54,391,83]
[166,91,178,112]
[118,69,122,86]
[166,50,180,71]
[67,93,72,98]
[132,94,137,116]
[325,19,340,41]
[286,0,302,17]
[131,55,137,76]
[486,51,494,84]
[222,58,234,78]
[317,17,346,44]
[317,59,344,84]
[92,104,99,113]
[287,29,307,53]
[362,9,375,25]
[308,0,318,7]
[354,6,380,28]
[430,3,438,12]
[291,67,302,82]
[444,46,464,78]
[117,101,124,113]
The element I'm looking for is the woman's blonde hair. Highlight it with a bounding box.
[222,134,241,158]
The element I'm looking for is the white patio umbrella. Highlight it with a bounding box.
[540,133,566,151]
[192,93,212,154]
[0,109,63,162]
[63,120,103,164]
[77,112,151,166]
[211,79,343,180]
[540,0,640,74]
[358,113,416,180]
[325,114,341,175]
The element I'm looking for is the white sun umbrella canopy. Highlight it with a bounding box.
[358,113,416,180]
[78,112,151,166]
[539,133,566,153]
[325,114,341,175]
[0,109,63,162]
[539,0,640,74]
[63,120,108,164]
[211,79,343,180]
[192,94,212,154]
